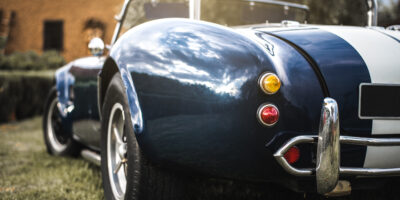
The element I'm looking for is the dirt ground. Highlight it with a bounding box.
[1,117,400,200]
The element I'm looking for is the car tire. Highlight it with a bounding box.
[101,73,188,200]
[43,87,80,156]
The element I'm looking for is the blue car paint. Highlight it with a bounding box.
[55,57,104,149]
[53,18,375,183]
[55,57,105,117]
[109,18,326,181]
[266,28,373,167]
[55,63,75,117]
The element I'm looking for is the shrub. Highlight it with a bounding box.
[40,51,66,70]
[0,71,54,123]
[0,50,65,70]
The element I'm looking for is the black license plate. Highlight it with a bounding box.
[359,84,400,119]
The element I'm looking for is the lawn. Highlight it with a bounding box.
[0,117,103,200]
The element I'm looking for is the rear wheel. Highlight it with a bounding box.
[43,87,80,156]
[100,74,304,200]
[101,73,187,200]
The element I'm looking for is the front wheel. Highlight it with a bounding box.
[42,87,80,156]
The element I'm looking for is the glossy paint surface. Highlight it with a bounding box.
[316,27,400,169]
[110,18,325,181]
[268,29,372,135]
[55,56,104,150]
[52,18,389,182]
[266,28,372,167]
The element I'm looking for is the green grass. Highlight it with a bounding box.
[0,117,103,200]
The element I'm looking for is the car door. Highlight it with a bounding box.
[69,56,105,151]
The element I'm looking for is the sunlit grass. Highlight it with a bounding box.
[0,70,55,78]
[0,117,103,200]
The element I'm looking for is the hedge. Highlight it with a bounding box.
[0,71,55,123]
[0,50,65,71]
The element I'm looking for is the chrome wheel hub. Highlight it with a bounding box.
[107,103,128,200]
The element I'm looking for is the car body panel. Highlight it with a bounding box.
[109,18,330,180]
[265,28,372,137]
[52,17,400,184]
[313,26,400,169]
[55,56,104,150]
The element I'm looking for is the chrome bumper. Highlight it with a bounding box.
[274,98,400,194]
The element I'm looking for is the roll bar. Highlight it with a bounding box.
[366,0,378,26]
[111,0,132,46]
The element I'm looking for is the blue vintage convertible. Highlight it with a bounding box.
[43,0,400,199]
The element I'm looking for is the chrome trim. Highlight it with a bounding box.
[273,135,315,176]
[366,0,378,27]
[258,72,280,95]
[256,103,279,127]
[273,97,400,194]
[81,149,101,166]
[110,0,132,46]
[316,98,340,194]
[274,135,400,176]
[358,83,400,120]
[246,0,309,11]
[340,136,400,146]
[340,167,400,176]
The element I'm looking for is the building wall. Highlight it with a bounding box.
[0,0,122,61]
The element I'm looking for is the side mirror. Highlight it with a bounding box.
[88,37,105,57]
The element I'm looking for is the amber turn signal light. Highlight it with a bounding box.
[257,104,279,126]
[259,72,281,94]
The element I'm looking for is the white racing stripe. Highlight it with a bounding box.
[317,26,400,168]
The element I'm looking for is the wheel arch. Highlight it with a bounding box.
[99,56,144,135]
[98,57,119,117]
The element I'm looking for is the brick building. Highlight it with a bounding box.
[0,0,122,61]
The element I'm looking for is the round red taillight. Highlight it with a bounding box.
[257,104,279,126]
[284,146,300,164]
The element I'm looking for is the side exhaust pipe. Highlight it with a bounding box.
[81,149,101,166]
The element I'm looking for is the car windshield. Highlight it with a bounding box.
[123,0,308,28]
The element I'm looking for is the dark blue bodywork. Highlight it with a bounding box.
[108,18,327,181]
[265,28,372,167]
[56,57,104,150]
[55,18,373,185]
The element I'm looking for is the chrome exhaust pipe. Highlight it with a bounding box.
[81,149,101,166]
